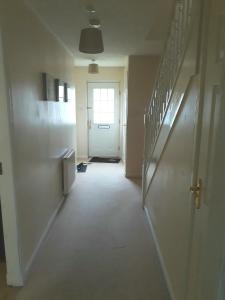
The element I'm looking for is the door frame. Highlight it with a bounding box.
[87,81,121,158]
[0,31,23,286]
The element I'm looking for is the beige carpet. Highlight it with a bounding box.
[3,163,170,300]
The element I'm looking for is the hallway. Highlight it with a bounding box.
[7,163,169,300]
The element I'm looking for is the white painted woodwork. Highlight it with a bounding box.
[74,67,125,161]
[143,0,199,191]
[145,76,200,300]
[143,0,225,299]
[187,0,225,299]
[88,82,120,158]
[62,149,76,195]
[0,32,23,286]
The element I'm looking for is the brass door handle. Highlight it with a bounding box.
[190,179,202,209]
[190,186,200,193]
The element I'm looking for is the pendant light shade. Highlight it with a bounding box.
[88,62,99,74]
[79,27,104,54]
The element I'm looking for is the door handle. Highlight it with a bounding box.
[190,178,202,209]
[88,120,92,130]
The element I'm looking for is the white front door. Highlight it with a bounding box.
[88,82,120,157]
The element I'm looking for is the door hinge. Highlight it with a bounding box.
[0,163,3,175]
[190,178,202,209]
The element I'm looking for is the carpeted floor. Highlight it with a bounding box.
[3,163,170,300]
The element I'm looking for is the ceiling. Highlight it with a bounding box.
[25,0,175,67]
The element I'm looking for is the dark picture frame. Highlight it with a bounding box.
[42,73,55,101]
[55,78,65,102]
[64,83,75,102]
[64,83,69,102]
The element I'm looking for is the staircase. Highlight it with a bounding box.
[143,0,198,199]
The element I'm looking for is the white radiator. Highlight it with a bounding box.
[62,149,76,195]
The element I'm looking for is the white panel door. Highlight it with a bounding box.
[88,82,120,157]
[187,0,225,299]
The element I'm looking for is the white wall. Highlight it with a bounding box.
[0,0,76,283]
[74,67,125,160]
[126,55,160,178]
[0,32,22,286]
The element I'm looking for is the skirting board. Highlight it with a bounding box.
[144,206,176,300]
[125,172,142,179]
[23,196,65,282]
[77,156,88,162]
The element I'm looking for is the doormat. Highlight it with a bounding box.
[77,163,87,173]
[89,157,121,163]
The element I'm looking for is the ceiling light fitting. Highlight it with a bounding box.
[88,60,99,74]
[86,6,96,14]
[79,6,104,54]
[89,18,101,28]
